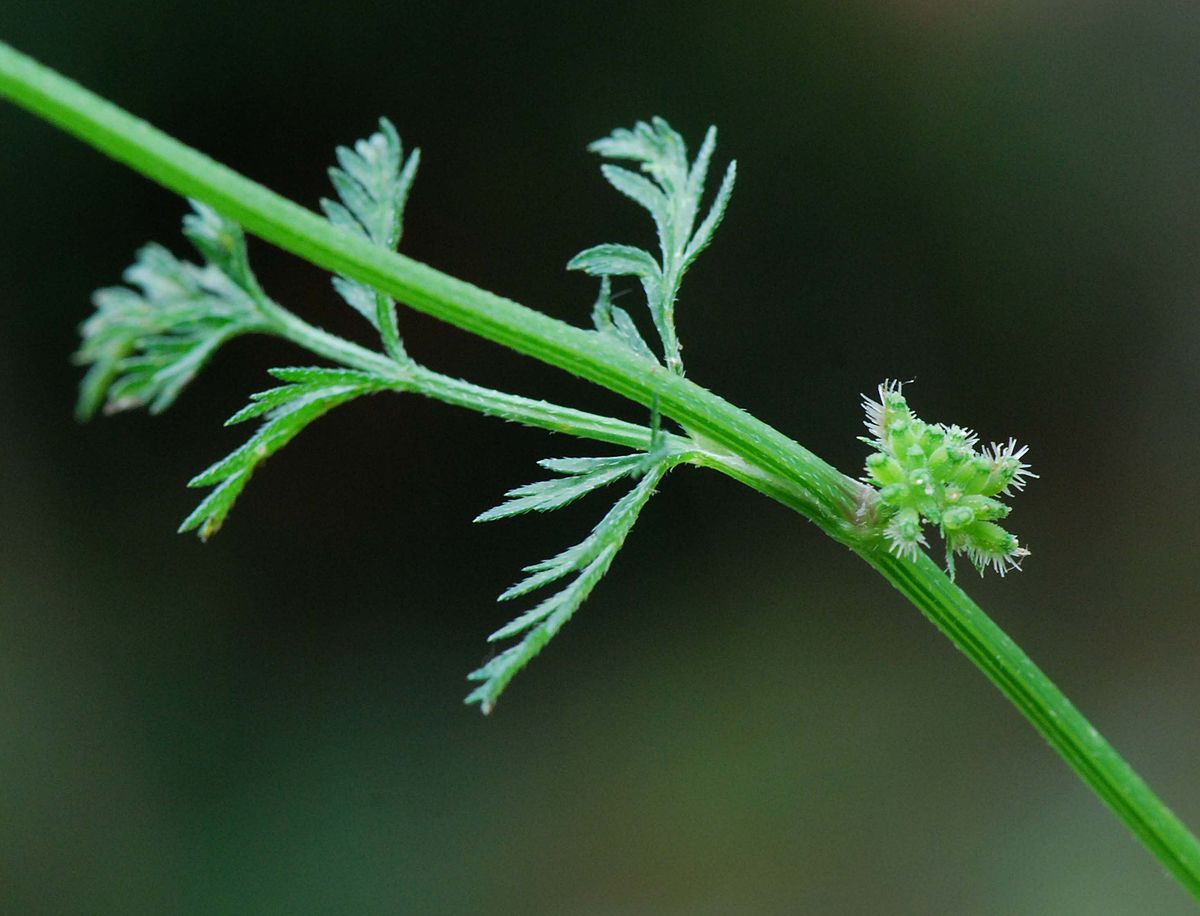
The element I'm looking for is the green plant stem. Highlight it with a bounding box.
[697,445,1200,895]
[399,365,664,451]
[254,295,403,377]
[3,41,1198,898]
[0,40,858,531]
[253,287,662,451]
[867,549,1200,893]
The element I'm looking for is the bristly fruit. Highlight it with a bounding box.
[861,381,1034,579]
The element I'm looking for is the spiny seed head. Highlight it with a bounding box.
[861,381,1035,579]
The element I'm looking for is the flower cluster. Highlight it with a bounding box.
[861,381,1034,578]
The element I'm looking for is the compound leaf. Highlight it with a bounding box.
[570,119,736,373]
[321,117,419,356]
[466,461,669,713]
[180,367,390,540]
[75,204,269,419]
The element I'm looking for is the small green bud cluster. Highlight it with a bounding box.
[861,381,1034,578]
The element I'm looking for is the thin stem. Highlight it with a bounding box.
[867,550,1200,898]
[692,447,1200,897]
[3,40,1198,898]
[0,40,859,534]
[251,287,664,451]
[398,365,666,452]
[254,295,403,378]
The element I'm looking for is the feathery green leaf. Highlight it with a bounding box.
[321,118,419,361]
[180,368,390,540]
[474,452,648,522]
[182,200,264,296]
[466,462,669,714]
[570,118,736,374]
[74,204,269,419]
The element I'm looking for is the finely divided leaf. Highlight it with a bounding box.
[179,368,389,540]
[321,117,419,349]
[588,118,690,196]
[75,208,270,419]
[466,463,669,714]
[182,201,263,296]
[570,118,736,372]
[474,452,647,522]
[322,117,418,250]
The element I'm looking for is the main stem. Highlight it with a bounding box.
[3,41,1197,898]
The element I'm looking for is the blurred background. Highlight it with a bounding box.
[3,2,1200,912]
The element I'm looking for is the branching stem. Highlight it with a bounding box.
[3,40,1198,899]
[251,286,663,451]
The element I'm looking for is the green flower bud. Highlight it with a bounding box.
[861,381,1033,580]
[866,452,905,486]
[942,506,975,530]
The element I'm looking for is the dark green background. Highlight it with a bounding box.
[3,2,1200,913]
